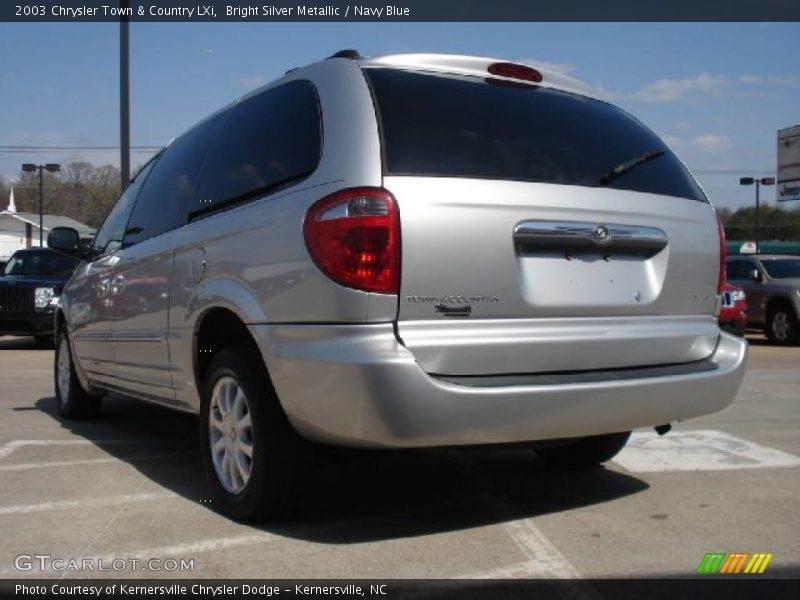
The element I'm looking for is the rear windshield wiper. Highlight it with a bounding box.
[598,150,666,186]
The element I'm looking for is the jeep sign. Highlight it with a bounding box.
[777,124,800,202]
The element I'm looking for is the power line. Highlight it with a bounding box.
[694,169,776,174]
[0,145,163,150]
[0,145,163,155]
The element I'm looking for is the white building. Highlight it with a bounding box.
[0,188,95,261]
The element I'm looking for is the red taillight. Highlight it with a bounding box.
[303,188,399,294]
[487,62,543,83]
[716,214,727,294]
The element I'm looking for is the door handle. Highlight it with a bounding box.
[514,221,667,256]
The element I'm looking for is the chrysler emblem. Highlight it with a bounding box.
[593,225,611,243]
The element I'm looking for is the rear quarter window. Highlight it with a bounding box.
[364,68,707,202]
[191,79,322,217]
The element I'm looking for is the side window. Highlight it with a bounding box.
[91,159,157,256]
[123,114,224,246]
[726,261,742,280]
[728,260,753,280]
[190,80,321,217]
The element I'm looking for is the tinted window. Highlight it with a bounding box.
[365,69,707,202]
[191,80,321,216]
[726,260,747,280]
[92,159,157,255]
[728,259,758,280]
[3,251,78,276]
[124,114,224,246]
[760,258,800,279]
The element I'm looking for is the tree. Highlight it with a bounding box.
[723,203,800,241]
[10,159,122,228]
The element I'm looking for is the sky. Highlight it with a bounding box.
[0,21,797,209]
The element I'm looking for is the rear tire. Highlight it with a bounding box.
[54,327,102,419]
[765,304,799,345]
[200,346,305,522]
[535,431,631,469]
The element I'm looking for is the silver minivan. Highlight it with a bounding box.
[48,52,747,521]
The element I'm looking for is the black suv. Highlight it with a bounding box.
[0,248,79,342]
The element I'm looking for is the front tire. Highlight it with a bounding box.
[766,305,799,345]
[535,431,631,469]
[54,327,102,419]
[200,346,304,522]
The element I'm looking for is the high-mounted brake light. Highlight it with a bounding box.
[716,214,727,295]
[303,188,400,294]
[487,62,543,83]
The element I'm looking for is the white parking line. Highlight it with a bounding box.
[0,451,196,472]
[461,559,548,579]
[0,491,176,515]
[448,454,601,598]
[500,518,586,579]
[0,439,149,460]
[614,429,800,473]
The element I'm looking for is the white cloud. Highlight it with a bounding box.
[518,58,575,75]
[625,71,800,104]
[663,133,733,153]
[766,75,800,87]
[692,134,733,152]
[237,74,266,90]
[628,73,729,103]
[738,74,763,84]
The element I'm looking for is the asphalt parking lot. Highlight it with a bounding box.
[0,334,798,585]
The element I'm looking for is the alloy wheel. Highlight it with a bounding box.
[208,375,254,494]
[772,311,791,342]
[57,336,71,405]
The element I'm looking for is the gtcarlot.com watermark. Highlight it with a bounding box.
[14,554,195,573]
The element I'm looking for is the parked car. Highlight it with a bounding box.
[47,52,747,521]
[0,248,80,343]
[718,282,748,336]
[726,254,800,344]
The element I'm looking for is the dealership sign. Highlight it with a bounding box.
[777,124,800,202]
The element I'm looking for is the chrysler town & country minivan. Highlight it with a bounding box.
[48,52,748,520]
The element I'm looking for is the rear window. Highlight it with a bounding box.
[364,68,707,202]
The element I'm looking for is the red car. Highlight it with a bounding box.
[719,282,748,336]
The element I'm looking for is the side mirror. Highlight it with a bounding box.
[749,269,763,282]
[47,227,82,257]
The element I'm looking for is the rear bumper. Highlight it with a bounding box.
[251,323,748,449]
[0,311,53,337]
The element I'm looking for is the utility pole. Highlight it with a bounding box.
[120,0,130,188]
[38,168,43,245]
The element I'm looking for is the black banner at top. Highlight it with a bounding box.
[3,0,800,22]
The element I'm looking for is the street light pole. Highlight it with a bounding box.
[739,176,776,253]
[21,163,61,247]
